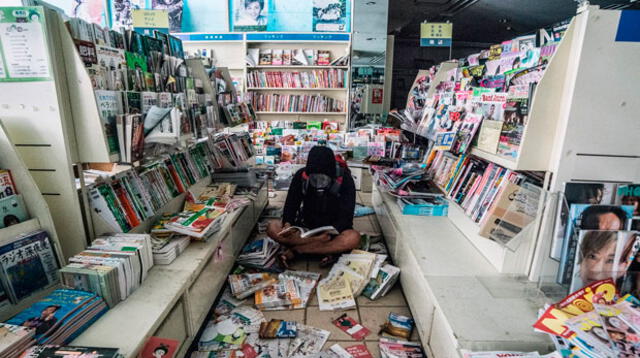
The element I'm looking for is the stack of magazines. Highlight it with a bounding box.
[6,289,109,345]
[0,323,34,358]
[60,234,153,308]
[236,237,282,271]
[317,250,395,311]
[164,207,227,240]
[20,346,120,358]
[150,234,191,265]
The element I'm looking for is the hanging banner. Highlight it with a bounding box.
[420,22,452,47]
[132,9,169,36]
[0,7,52,82]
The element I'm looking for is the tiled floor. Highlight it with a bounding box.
[264,190,422,357]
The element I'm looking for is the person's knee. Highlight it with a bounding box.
[342,229,360,250]
[266,220,282,238]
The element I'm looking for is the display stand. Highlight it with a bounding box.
[0,120,65,321]
[177,32,352,127]
[0,6,88,260]
[72,182,268,357]
[528,6,640,282]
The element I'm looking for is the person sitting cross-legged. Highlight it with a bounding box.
[266,146,360,267]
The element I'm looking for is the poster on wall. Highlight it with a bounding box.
[230,0,269,31]
[111,0,145,29]
[71,0,108,26]
[0,7,52,82]
[313,0,347,32]
[151,0,184,33]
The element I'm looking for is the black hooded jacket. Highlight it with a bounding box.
[282,146,356,232]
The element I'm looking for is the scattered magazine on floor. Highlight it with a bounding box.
[332,314,370,340]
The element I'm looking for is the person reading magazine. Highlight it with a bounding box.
[267,146,359,267]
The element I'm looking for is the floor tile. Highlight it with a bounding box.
[261,308,305,323]
[286,258,308,271]
[307,259,332,278]
[356,284,407,307]
[306,306,360,342]
[358,306,413,341]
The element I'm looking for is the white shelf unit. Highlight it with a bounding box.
[0,121,65,321]
[372,185,552,357]
[528,6,640,282]
[177,32,352,128]
[72,183,269,357]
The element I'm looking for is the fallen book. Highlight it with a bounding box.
[20,345,120,358]
[362,264,400,300]
[228,273,278,300]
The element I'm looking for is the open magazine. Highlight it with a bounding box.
[278,226,339,239]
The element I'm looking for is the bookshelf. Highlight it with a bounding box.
[0,120,65,321]
[177,32,352,126]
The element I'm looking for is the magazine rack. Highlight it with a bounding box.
[176,32,353,126]
[0,120,65,321]
[528,6,640,281]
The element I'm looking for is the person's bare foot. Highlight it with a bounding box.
[280,249,296,269]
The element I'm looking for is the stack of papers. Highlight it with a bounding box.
[0,323,34,358]
[151,234,191,265]
[378,337,425,358]
[237,237,282,271]
[60,233,153,308]
[6,289,109,345]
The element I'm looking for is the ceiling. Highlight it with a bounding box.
[388,0,640,44]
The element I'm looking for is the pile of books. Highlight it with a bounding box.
[246,93,345,113]
[246,48,345,67]
[317,250,397,311]
[164,207,227,240]
[247,69,347,89]
[462,351,557,358]
[20,346,120,358]
[0,323,35,357]
[88,144,212,233]
[6,289,109,345]
[0,230,59,307]
[0,169,29,230]
[60,234,153,308]
[534,279,640,357]
[236,237,282,271]
[150,233,191,265]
